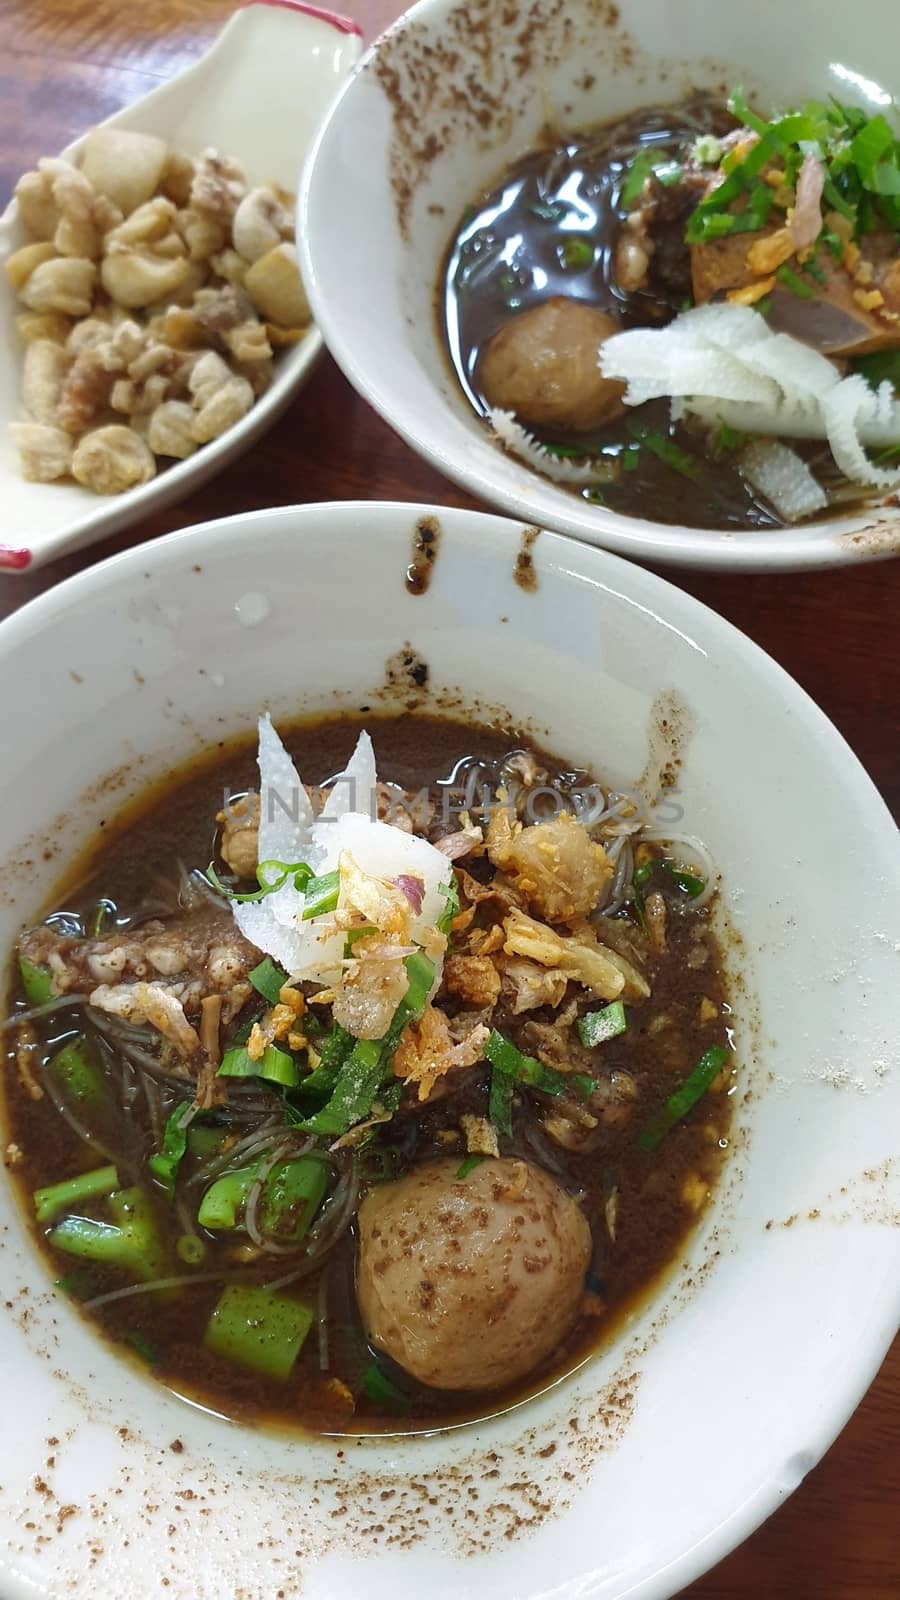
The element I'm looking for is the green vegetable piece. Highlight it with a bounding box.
[205,858,313,905]
[106,1187,167,1278]
[51,1036,105,1106]
[124,1331,160,1366]
[436,873,460,936]
[290,1024,355,1110]
[528,201,568,222]
[49,1186,165,1280]
[249,956,290,1005]
[621,443,641,472]
[89,899,116,937]
[852,350,900,392]
[34,1163,119,1225]
[362,1361,411,1413]
[621,150,654,208]
[301,869,340,921]
[822,177,856,222]
[572,1074,597,1101]
[849,114,895,186]
[299,953,434,1137]
[726,87,769,139]
[654,160,683,188]
[176,1234,207,1265]
[19,956,53,1005]
[456,1154,485,1180]
[639,1046,731,1151]
[298,1036,385,1136]
[148,1100,194,1198]
[716,423,744,451]
[197,1162,259,1229]
[187,1125,229,1159]
[263,1156,329,1242]
[484,1029,568,1097]
[662,861,706,898]
[204,1284,313,1380]
[489,1067,514,1137]
[632,860,653,888]
[577,1001,628,1048]
[218,1043,300,1088]
[776,264,816,299]
[627,422,699,480]
[559,235,594,270]
[54,1266,98,1300]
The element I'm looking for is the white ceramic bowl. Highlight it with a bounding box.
[0,501,898,1600]
[0,0,361,574]
[300,0,900,572]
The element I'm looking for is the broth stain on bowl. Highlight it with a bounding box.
[513,526,541,591]
[373,0,631,236]
[405,514,442,594]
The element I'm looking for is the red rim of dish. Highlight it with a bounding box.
[0,546,32,571]
[241,0,362,35]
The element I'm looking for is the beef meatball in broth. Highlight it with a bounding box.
[477,296,626,432]
[356,1156,592,1391]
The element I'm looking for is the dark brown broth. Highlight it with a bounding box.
[3,713,734,1435]
[440,96,834,531]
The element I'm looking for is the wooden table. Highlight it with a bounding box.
[1,0,898,1592]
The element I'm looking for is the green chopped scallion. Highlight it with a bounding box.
[489,1067,514,1137]
[299,953,434,1136]
[301,869,340,921]
[218,1043,299,1088]
[249,956,290,1004]
[484,1030,568,1097]
[456,1154,485,1179]
[639,1045,731,1151]
[621,150,654,208]
[627,423,699,480]
[775,264,816,298]
[662,861,706,898]
[363,1361,411,1413]
[436,874,460,937]
[577,1001,628,1048]
[125,1331,160,1366]
[148,1100,194,1198]
[560,235,594,270]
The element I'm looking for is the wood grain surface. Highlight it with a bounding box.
[0,0,898,1593]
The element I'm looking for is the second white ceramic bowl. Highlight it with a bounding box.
[300,0,900,571]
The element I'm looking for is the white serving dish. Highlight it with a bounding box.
[0,499,898,1598]
[0,0,361,573]
[300,0,900,571]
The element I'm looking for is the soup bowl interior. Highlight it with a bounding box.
[300,0,900,571]
[0,501,898,1600]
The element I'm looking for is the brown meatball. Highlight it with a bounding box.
[478,297,625,432]
[356,1156,591,1390]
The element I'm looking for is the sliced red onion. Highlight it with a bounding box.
[790,153,825,252]
[390,873,425,914]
